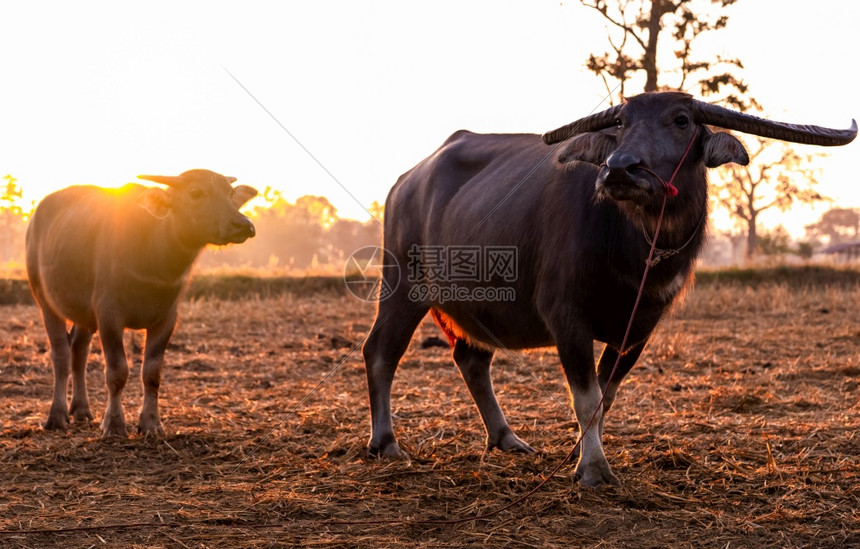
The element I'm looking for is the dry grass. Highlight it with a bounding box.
[1,282,858,548]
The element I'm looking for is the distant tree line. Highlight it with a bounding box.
[1,175,859,274]
[195,187,382,274]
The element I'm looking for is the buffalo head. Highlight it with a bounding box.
[546,92,857,205]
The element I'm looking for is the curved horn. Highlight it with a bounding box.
[137,174,184,187]
[692,101,857,146]
[542,104,624,144]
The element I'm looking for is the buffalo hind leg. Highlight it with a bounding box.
[362,292,428,458]
[40,308,72,430]
[68,324,94,425]
[452,340,534,453]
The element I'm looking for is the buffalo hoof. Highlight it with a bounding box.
[69,402,93,425]
[43,412,69,431]
[137,417,165,437]
[101,415,128,439]
[368,440,409,459]
[574,460,621,487]
[488,431,535,454]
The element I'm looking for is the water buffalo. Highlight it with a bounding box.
[362,91,856,485]
[26,169,257,438]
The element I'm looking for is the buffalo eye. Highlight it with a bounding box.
[189,188,205,200]
[674,114,690,129]
[614,117,623,128]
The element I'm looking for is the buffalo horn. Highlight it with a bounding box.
[691,100,857,147]
[542,96,857,147]
[542,104,623,144]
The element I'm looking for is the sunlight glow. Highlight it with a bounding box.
[1,1,858,241]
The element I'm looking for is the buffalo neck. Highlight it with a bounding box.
[628,167,709,252]
[126,213,203,286]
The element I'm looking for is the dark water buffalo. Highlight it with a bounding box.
[26,169,257,438]
[362,92,856,485]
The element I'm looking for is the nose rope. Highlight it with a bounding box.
[641,207,706,267]
[635,126,699,197]
[634,127,701,266]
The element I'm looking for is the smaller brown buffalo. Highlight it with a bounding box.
[26,169,257,438]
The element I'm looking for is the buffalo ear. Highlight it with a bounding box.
[138,187,172,218]
[556,130,617,166]
[232,185,258,208]
[703,131,749,167]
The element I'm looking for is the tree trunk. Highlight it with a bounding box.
[746,214,757,261]
[643,0,663,92]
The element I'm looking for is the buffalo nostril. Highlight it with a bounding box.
[606,152,642,172]
[232,217,255,237]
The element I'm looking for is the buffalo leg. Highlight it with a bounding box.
[139,318,175,435]
[40,307,72,430]
[557,335,620,487]
[99,323,129,438]
[68,324,94,424]
[452,340,534,453]
[595,340,646,439]
[362,291,428,458]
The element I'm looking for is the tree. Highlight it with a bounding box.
[1,174,24,210]
[367,200,385,225]
[804,207,860,247]
[580,1,828,263]
[0,174,32,266]
[756,225,792,258]
[712,137,827,260]
[295,195,338,230]
[580,0,758,110]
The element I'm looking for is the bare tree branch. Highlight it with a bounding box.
[580,0,755,108]
[580,0,648,50]
[713,137,828,259]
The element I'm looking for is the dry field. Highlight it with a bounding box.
[0,278,858,548]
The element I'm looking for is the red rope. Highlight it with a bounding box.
[637,126,699,197]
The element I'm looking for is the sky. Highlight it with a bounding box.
[1,1,858,236]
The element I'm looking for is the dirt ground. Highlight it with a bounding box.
[0,281,858,548]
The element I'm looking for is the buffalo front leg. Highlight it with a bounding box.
[68,324,94,425]
[139,319,175,436]
[595,340,645,440]
[40,308,72,430]
[558,337,620,487]
[362,292,428,458]
[452,340,534,453]
[98,324,130,438]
